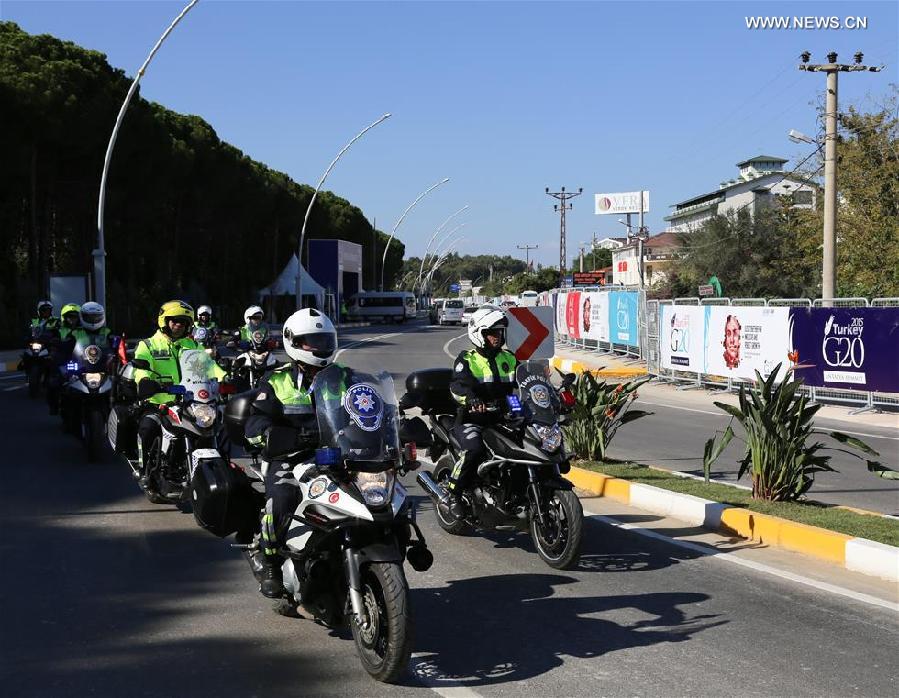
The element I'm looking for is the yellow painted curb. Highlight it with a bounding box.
[568,465,852,566]
[550,356,647,379]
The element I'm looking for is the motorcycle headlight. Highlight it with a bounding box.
[83,372,104,389]
[30,342,42,351]
[188,402,217,428]
[530,423,563,453]
[84,344,102,365]
[354,470,395,508]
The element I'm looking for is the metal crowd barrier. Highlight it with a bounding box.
[553,289,899,414]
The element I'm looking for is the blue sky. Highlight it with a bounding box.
[3,0,896,268]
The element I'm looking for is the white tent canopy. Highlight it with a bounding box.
[258,254,325,309]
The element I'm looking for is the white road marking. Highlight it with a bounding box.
[334,332,400,360]
[638,399,899,441]
[586,512,899,612]
[443,332,468,359]
[3,385,25,392]
[411,653,486,697]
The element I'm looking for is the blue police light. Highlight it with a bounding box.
[65,361,79,373]
[167,385,187,395]
[315,447,342,466]
[506,394,523,413]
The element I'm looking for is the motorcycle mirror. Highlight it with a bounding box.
[137,379,160,400]
[131,358,151,370]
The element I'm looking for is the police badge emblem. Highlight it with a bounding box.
[343,383,384,431]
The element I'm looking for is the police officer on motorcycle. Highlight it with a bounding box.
[240,305,266,343]
[45,304,82,414]
[442,307,518,519]
[244,308,340,598]
[30,300,59,334]
[196,305,218,336]
[132,301,201,490]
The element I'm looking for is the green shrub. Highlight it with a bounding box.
[562,372,652,460]
[703,364,881,501]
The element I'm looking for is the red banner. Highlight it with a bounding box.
[565,291,581,339]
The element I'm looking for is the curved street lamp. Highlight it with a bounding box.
[380,177,450,290]
[415,204,469,300]
[295,113,392,307]
[422,236,467,296]
[95,0,200,308]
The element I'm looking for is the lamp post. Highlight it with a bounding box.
[95,0,200,308]
[295,113,392,308]
[422,237,466,297]
[415,204,469,304]
[380,177,450,290]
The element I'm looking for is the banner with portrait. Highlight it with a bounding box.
[555,292,568,335]
[580,292,610,343]
[660,305,705,372]
[608,291,639,347]
[705,306,791,382]
[789,307,899,393]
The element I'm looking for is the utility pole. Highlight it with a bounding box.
[545,186,582,287]
[517,244,538,272]
[799,50,880,302]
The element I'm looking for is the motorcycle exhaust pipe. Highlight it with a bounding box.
[416,471,448,502]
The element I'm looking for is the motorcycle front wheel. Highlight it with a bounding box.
[84,408,107,462]
[27,364,41,399]
[529,489,583,570]
[350,562,413,684]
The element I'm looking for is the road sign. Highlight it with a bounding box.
[698,284,714,297]
[449,283,460,292]
[506,306,554,360]
[459,279,472,292]
[573,271,605,286]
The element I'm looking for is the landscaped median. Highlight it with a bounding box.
[567,461,899,583]
[550,355,647,379]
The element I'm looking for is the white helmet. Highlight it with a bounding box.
[282,308,337,367]
[244,305,264,325]
[467,306,508,349]
[80,301,106,331]
[197,305,212,318]
[37,300,52,314]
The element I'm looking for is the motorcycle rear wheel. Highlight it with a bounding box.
[529,489,583,570]
[351,562,413,684]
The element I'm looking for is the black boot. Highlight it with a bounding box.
[259,557,284,599]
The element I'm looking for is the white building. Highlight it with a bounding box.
[594,236,628,250]
[664,155,816,233]
[611,232,682,287]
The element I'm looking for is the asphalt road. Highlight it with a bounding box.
[1,322,897,697]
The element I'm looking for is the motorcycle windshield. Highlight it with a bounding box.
[515,359,560,426]
[311,364,400,468]
[178,349,220,402]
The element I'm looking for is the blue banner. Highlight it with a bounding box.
[789,307,899,393]
[608,291,639,347]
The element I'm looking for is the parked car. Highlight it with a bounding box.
[462,305,479,324]
[437,299,465,325]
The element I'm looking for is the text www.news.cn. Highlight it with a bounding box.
[745,16,868,30]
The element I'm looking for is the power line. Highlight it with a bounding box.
[545,187,582,287]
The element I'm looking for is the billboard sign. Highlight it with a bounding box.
[705,306,791,382]
[660,305,705,372]
[595,191,650,215]
[572,271,605,286]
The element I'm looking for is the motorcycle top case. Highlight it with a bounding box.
[191,459,259,537]
[403,368,457,414]
[222,389,260,449]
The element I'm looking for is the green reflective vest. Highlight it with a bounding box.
[31,317,60,333]
[133,330,201,404]
[465,349,516,383]
[72,327,111,348]
[267,365,347,415]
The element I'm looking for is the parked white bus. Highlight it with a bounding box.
[347,291,417,323]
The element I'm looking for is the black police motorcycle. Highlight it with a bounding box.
[21,326,53,398]
[406,359,584,570]
[206,364,432,683]
[59,342,113,461]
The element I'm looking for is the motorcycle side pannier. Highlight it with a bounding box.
[403,368,457,414]
[106,404,136,454]
[114,362,137,402]
[191,459,260,537]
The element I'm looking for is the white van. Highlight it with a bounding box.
[347,292,417,323]
[519,290,539,307]
[437,298,465,325]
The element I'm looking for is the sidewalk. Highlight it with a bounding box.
[0,350,20,372]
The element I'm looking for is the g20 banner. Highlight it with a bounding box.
[789,307,899,393]
[660,305,705,372]
[609,291,639,347]
[705,306,791,382]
